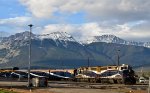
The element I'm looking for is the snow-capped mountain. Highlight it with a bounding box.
[0,31,78,49]
[0,31,37,49]
[0,31,79,64]
[37,32,76,42]
[82,34,150,48]
[1,31,76,43]
[0,31,150,48]
[82,35,126,44]
[37,32,77,48]
[0,31,150,68]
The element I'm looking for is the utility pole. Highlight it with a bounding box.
[28,24,33,88]
[117,50,120,71]
[88,57,90,67]
[148,77,150,93]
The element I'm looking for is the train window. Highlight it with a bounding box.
[121,67,127,70]
[13,67,19,70]
[91,68,97,71]
[108,67,111,69]
[100,67,107,70]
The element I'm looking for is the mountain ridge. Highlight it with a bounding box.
[82,34,150,48]
[0,31,149,69]
[1,31,150,48]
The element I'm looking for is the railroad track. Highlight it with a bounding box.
[48,81,149,90]
[0,80,148,91]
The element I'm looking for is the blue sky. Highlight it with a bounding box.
[0,0,150,42]
[0,0,26,18]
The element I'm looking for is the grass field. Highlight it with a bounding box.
[0,89,17,93]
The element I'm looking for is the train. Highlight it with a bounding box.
[73,64,136,84]
[0,64,136,84]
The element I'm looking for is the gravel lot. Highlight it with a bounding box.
[7,87,147,93]
[0,81,148,93]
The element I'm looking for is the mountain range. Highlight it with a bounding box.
[0,31,150,69]
[82,34,150,48]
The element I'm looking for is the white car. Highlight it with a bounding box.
[139,77,146,83]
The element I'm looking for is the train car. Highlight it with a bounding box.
[74,64,136,84]
[0,67,19,71]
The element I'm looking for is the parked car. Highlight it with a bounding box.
[139,77,146,83]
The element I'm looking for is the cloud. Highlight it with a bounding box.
[84,0,150,23]
[19,0,62,18]
[0,16,33,34]
[41,23,103,41]
[105,21,150,41]
[0,16,149,42]
[19,0,150,23]
[42,24,75,34]
[0,16,31,26]
[0,0,149,42]
[40,21,150,42]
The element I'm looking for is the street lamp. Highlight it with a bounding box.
[28,24,33,88]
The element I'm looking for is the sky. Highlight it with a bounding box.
[0,0,150,42]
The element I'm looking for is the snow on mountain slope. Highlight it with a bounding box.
[81,35,127,44]
[37,32,78,47]
[37,32,76,42]
[0,32,150,48]
[1,31,77,46]
[82,34,150,48]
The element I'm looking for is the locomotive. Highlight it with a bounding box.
[74,64,136,84]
